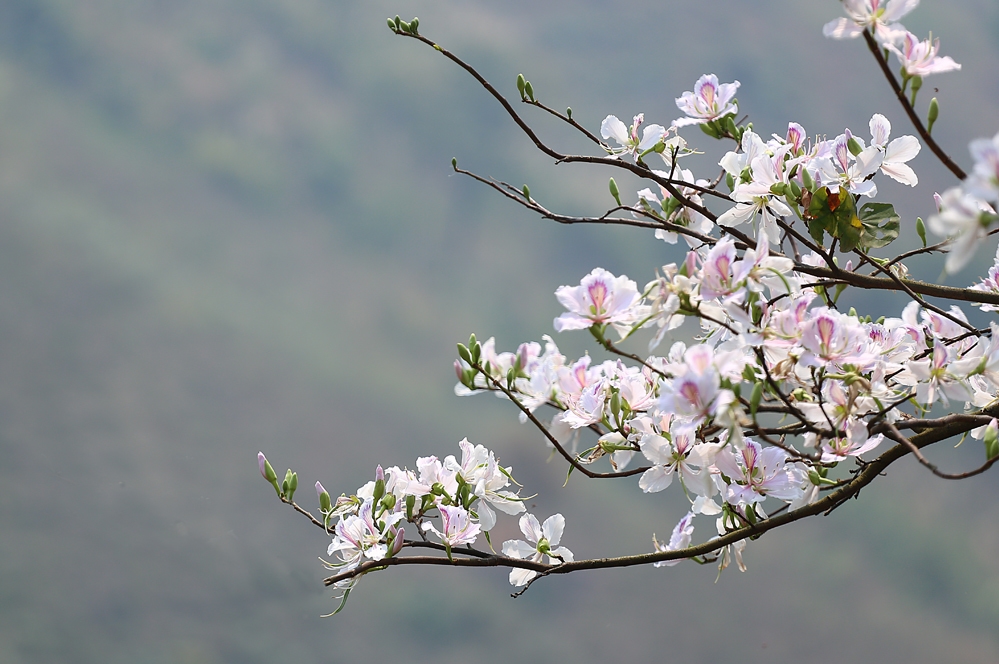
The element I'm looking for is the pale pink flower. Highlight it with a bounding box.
[885,31,961,78]
[422,505,481,548]
[673,74,739,127]
[554,268,649,338]
[652,512,695,568]
[822,0,918,42]
[601,113,666,161]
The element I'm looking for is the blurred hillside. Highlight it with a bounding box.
[0,1,997,662]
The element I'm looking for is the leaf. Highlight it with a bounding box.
[857,202,901,251]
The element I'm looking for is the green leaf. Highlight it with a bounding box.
[857,202,901,251]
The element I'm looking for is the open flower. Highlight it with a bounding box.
[553,268,648,338]
[601,113,666,161]
[422,505,481,548]
[822,0,917,42]
[885,31,961,78]
[501,513,574,586]
[673,74,739,127]
[652,512,695,568]
[868,113,920,186]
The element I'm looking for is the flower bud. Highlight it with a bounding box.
[431,482,445,496]
[457,342,472,365]
[258,452,277,482]
[316,482,332,512]
[608,177,622,206]
[915,216,927,247]
[801,167,814,192]
[927,97,939,134]
[516,73,526,99]
[524,80,535,102]
[846,137,863,157]
[983,419,999,460]
[409,17,419,33]
[393,15,401,30]
[381,493,397,511]
[387,17,396,30]
[372,478,386,505]
[566,107,573,119]
[451,157,458,170]
[375,465,385,482]
[406,494,416,520]
[522,184,531,201]
[390,527,405,556]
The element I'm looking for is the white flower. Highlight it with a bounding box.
[601,113,666,161]
[422,505,481,548]
[822,0,918,43]
[652,512,695,568]
[553,268,649,339]
[867,113,920,186]
[673,74,739,127]
[885,31,961,78]
[502,513,574,586]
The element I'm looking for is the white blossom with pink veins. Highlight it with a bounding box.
[638,424,710,494]
[885,31,961,79]
[328,499,404,568]
[553,268,649,338]
[929,186,996,273]
[653,512,695,568]
[967,131,999,202]
[673,74,739,127]
[502,513,574,586]
[822,0,918,42]
[867,113,921,186]
[714,440,806,506]
[422,505,481,548]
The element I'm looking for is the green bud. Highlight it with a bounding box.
[410,17,419,33]
[387,18,396,30]
[286,471,298,501]
[381,493,396,511]
[699,122,720,139]
[566,107,573,119]
[451,157,457,170]
[393,15,402,30]
[398,20,411,33]
[609,391,621,418]
[608,177,622,206]
[522,184,531,201]
[788,179,802,199]
[910,75,922,95]
[749,381,763,419]
[725,172,735,192]
[876,316,886,325]
[916,217,927,247]
[723,114,738,139]
[431,482,445,496]
[927,97,939,135]
[848,307,858,318]
[405,494,416,520]
[282,469,294,497]
[458,483,472,507]
[847,137,864,157]
[516,73,526,99]
[524,80,535,102]
[372,478,386,505]
[769,182,787,196]
[801,167,815,191]
[318,487,332,513]
[745,508,758,525]
[457,343,472,364]
[536,537,551,555]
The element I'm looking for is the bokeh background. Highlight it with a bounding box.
[1,1,998,662]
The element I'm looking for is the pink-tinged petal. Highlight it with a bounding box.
[519,513,544,543]
[869,114,891,146]
[881,161,919,186]
[885,135,920,163]
[823,17,864,39]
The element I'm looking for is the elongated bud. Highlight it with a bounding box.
[391,527,405,556]
[915,217,927,247]
[524,80,535,102]
[769,182,787,196]
[847,137,863,157]
[387,18,396,30]
[910,75,922,96]
[282,469,295,498]
[749,381,763,419]
[287,471,298,501]
[393,15,401,30]
[608,177,622,206]
[522,184,531,201]
[258,452,277,482]
[725,172,735,192]
[406,494,416,520]
[801,167,814,191]
[372,479,386,505]
[317,482,332,512]
[409,17,419,33]
[566,107,572,119]
[451,157,457,170]
[516,73,526,99]
[457,343,472,364]
[983,419,999,460]
[398,20,411,33]
[375,464,385,483]
[927,97,939,134]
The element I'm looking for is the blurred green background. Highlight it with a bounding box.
[1,1,997,662]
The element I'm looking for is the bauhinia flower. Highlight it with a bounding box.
[553,268,649,338]
[502,513,574,586]
[652,512,695,568]
[867,113,920,186]
[422,504,481,548]
[822,0,918,42]
[601,113,666,161]
[885,31,961,79]
[673,74,739,128]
